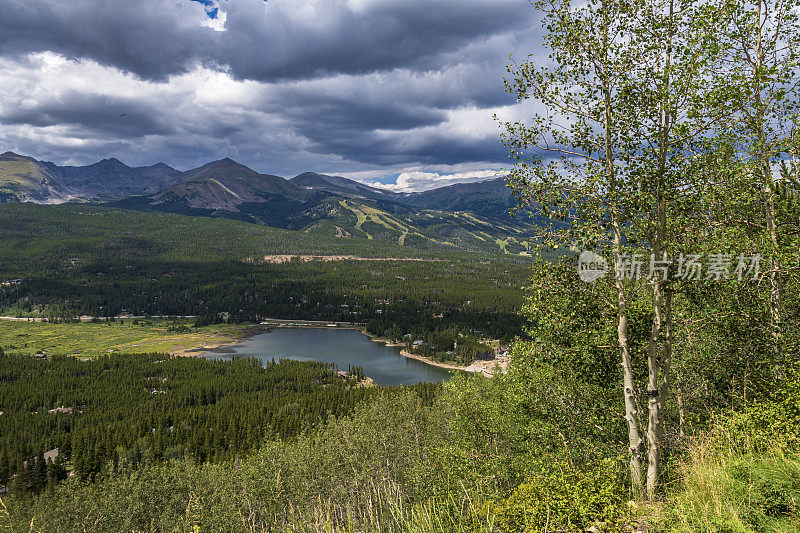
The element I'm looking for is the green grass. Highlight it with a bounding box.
[658,443,800,532]
[0,319,256,359]
[275,489,497,533]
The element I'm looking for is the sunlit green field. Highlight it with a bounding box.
[0,319,257,358]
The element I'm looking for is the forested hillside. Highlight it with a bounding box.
[0,203,532,362]
[0,352,435,490]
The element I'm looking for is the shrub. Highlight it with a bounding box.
[728,455,800,528]
[492,457,630,532]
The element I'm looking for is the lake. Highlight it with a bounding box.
[203,327,453,386]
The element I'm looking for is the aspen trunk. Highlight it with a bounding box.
[613,220,644,494]
[764,164,783,365]
[651,285,674,496]
[646,279,663,499]
[601,0,643,494]
[646,0,675,498]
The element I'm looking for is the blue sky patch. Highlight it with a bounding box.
[188,0,218,18]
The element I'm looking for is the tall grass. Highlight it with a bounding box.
[659,433,800,533]
[280,482,497,533]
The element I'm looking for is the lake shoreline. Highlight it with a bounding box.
[191,325,454,386]
[172,324,272,357]
[184,323,497,376]
[399,349,468,371]
[360,331,496,374]
[362,332,505,375]
[362,331,405,348]
[362,332,490,373]
[398,349,507,376]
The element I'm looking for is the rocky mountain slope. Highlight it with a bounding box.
[1,152,536,254]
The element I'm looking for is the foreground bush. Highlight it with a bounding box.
[659,376,800,533]
[492,457,630,532]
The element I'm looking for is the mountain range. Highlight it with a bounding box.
[0,151,182,203]
[0,151,535,254]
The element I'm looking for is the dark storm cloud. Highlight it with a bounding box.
[300,124,510,167]
[270,91,446,133]
[0,0,542,186]
[409,135,512,166]
[285,108,507,167]
[218,0,533,81]
[0,1,209,81]
[0,0,533,82]
[0,90,174,137]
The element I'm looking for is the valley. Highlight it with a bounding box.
[0,169,526,513]
[0,198,535,366]
[4,0,800,529]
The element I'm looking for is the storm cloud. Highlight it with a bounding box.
[0,0,543,190]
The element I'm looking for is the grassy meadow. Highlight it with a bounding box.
[0,319,256,359]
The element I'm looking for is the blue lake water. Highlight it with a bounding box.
[203,327,453,386]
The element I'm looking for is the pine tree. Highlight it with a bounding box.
[31,451,47,493]
[0,447,9,487]
[11,460,27,495]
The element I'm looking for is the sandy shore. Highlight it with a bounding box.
[363,331,506,376]
[254,255,446,264]
[399,349,465,371]
[171,340,237,357]
[399,349,507,376]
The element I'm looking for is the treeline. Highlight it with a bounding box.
[0,351,439,495]
[0,256,528,343]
